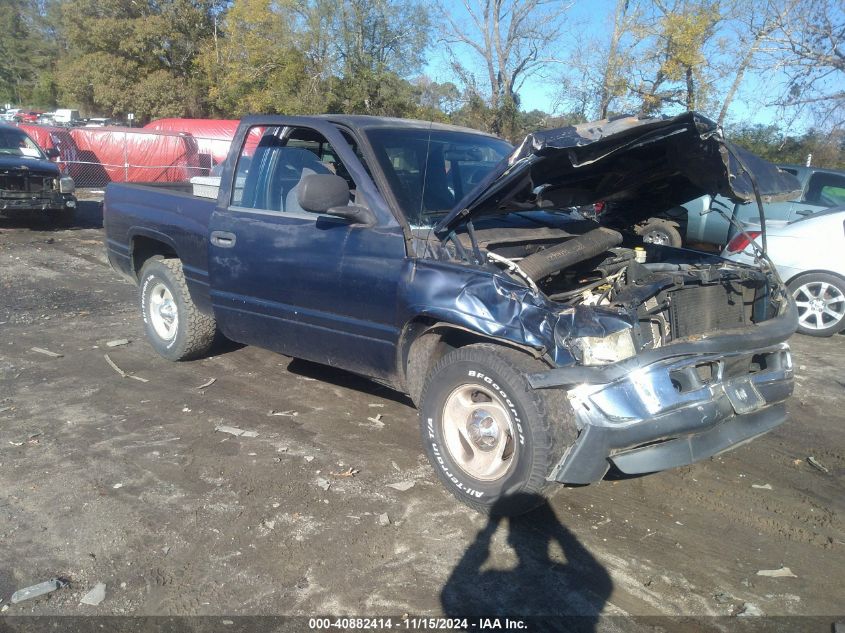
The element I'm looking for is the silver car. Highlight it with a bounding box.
[722,206,845,336]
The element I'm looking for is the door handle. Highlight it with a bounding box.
[210,231,236,248]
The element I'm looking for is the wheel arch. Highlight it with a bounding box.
[785,268,845,286]
[398,317,548,406]
[130,229,179,279]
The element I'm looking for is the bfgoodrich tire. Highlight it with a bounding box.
[139,257,216,361]
[419,343,575,516]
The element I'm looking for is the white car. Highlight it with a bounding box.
[722,206,845,336]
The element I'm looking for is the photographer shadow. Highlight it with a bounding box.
[441,493,612,632]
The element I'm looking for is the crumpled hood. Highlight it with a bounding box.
[0,154,60,177]
[435,111,802,236]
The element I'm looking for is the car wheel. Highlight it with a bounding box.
[639,219,683,247]
[139,257,217,360]
[788,273,845,337]
[419,343,575,516]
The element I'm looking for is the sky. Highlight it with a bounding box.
[424,0,802,130]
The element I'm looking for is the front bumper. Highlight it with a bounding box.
[0,192,76,213]
[530,301,798,484]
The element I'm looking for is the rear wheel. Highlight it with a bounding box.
[419,343,575,516]
[139,257,217,360]
[788,273,845,337]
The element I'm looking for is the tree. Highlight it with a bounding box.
[199,0,312,116]
[303,0,434,116]
[440,0,571,137]
[766,0,845,130]
[632,0,723,114]
[0,0,57,106]
[56,0,217,119]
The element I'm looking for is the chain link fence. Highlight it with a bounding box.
[17,123,229,189]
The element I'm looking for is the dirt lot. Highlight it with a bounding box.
[1,199,843,625]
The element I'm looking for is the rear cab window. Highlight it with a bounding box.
[230,126,366,214]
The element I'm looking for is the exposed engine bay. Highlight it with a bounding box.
[430,218,779,361]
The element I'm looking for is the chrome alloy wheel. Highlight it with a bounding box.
[793,281,845,330]
[441,384,516,481]
[148,282,179,341]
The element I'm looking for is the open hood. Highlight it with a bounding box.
[434,111,802,237]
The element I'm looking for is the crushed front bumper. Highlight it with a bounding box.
[529,301,798,484]
[0,192,76,213]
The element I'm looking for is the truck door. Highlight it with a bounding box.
[207,119,407,380]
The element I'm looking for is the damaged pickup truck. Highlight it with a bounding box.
[104,111,801,515]
[0,124,76,222]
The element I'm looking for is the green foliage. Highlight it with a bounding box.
[728,123,845,170]
[0,0,57,106]
[198,0,312,116]
[55,0,216,118]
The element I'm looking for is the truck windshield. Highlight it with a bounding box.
[365,128,512,227]
[0,128,45,159]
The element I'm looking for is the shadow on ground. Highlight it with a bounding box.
[441,493,612,631]
[0,199,103,231]
[286,357,415,406]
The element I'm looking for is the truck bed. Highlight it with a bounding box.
[104,182,216,312]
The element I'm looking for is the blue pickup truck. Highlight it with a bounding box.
[104,112,800,515]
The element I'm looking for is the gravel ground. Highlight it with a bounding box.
[0,199,843,627]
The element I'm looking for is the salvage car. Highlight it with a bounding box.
[104,112,800,515]
[723,206,845,337]
[0,124,77,223]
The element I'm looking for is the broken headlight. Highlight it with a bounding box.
[571,328,636,366]
[59,176,75,194]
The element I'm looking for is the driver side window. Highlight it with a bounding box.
[230,126,357,213]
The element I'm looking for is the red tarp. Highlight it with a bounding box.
[144,118,239,164]
[145,118,263,163]
[68,126,200,184]
[15,123,78,177]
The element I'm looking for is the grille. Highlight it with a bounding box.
[0,174,56,194]
[669,283,748,338]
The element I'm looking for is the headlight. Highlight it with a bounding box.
[571,328,636,366]
[59,176,75,194]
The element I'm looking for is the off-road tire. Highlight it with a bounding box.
[638,219,683,247]
[139,257,216,361]
[788,272,845,337]
[419,343,576,516]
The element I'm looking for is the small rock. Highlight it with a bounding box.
[105,339,130,348]
[30,347,63,358]
[80,582,106,606]
[807,456,829,473]
[756,566,797,578]
[215,425,258,438]
[386,480,415,491]
[316,478,331,491]
[378,513,390,526]
[304,455,314,462]
[736,602,763,617]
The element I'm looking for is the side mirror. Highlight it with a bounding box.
[297,173,375,225]
[45,148,60,159]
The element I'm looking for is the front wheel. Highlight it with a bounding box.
[139,257,217,360]
[788,273,845,337]
[419,343,575,516]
